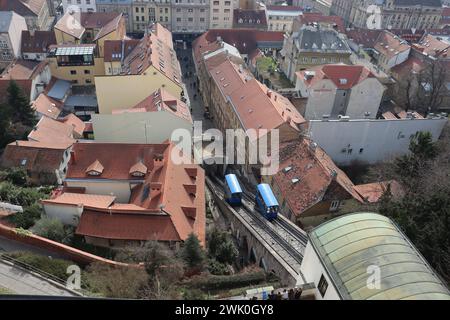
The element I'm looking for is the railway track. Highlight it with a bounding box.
[208,175,307,275]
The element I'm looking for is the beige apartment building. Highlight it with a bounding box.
[210,0,237,29]
[335,0,443,30]
[266,5,303,33]
[132,0,157,33]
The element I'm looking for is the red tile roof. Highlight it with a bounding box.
[346,29,383,48]
[42,193,116,208]
[233,9,268,29]
[209,58,305,139]
[66,142,170,181]
[61,142,205,245]
[113,88,192,123]
[59,114,86,139]
[31,93,63,119]
[55,11,123,40]
[414,34,450,58]
[0,143,66,174]
[273,139,364,217]
[27,116,76,149]
[296,64,375,90]
[193,29,284,60]
[297,12,345,33]
[0,0,46,17]
[0,59,47,80]
[122,24,181,86]
[391,56,426,78]
[21,30,56,54]
[103,39,139,62]
[76,210,181,242]
[354,180,404,203]
[375,31,411,60]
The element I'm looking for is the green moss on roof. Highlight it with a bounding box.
[310,212,450,300]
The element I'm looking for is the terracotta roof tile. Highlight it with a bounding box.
[354,180,404,203]
[296,64,375,90]
[21,30,56,54]
[27,116,76,149]
[1,143,66,173]
[59,114,85,138]
[233,9,267,29]
[31,93,63,119]
[103,39,139,62]
[273,139,364,217]
[374,31,411,60]
[0,0,46,17]
[76,210,181,242]
[297,12,345,33]
[86,159,104,175]
[42,193,116,208]
[114,88,192,123]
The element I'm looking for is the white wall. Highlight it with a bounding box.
[62,0,96,13]
[43,203,82,226]
[304,79,337,120]
[387,48,410,70]
[300,242,341,300]
[308,117,447,166]
[345,78,384,119]
[64,179,133,202]
[30,64,51,101]
[3,12,27,60]
[92,111,192,144]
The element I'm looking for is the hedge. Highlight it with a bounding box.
[187,270,266,291]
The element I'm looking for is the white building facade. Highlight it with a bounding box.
[0,12,27,68]
[62,0,97,13]
[307,117,447,166]
[171,0,210,33]
[209,0,237,29]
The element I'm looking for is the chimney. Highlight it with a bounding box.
[29,29,35,37]
[267,90,272,98]
[70,150,75,164]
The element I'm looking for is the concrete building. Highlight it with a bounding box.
[171,0,209,34]
[340,0,443,30]
[307,115,447,166]
[131,0,157,33]
[42,141,206,248]
[95,23,183,113]
[209,0,237,29]
[295,64,385,120]
[265,5,303,33]
[96,0,133,32]
[155,0,172,30]
[300,212,450,300]
[21,30,56,61]
[92,88,192,143]
[373,30,411,73]
[61,0,97,13]
[280,25,352,82]
[0,11,28,69]
[0,0,54,31]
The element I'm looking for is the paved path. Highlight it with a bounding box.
[0,259,78,297]
[0,236,63,259]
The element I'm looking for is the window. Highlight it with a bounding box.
[85,79,92,84]
[84,70,90,74]
[176,8,181,12]
[165,8,168,13]
[141,7,144,13]
[188,9,193,13]
[70,70,77,75]
[165,16,168,22]
[200,17,205,22]
[213,0,219,4]
[225,0,231,5]
[318,275,328,297]
[76,0,81,4]
[359,148,364,154]
[86,0,91,4]
[177,17,181,22]
[330,200,340,212]
[224,9,230,13]
[188,17,193,22]
[135,7,139,13]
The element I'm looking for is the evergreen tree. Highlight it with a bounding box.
[7,81,35,126]
[180,233,206,270]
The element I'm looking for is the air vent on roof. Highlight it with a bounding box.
[339,78,347,85]
[291,178,300,185]
[283,166,292,173]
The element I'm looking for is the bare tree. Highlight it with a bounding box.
[415,60,448,115]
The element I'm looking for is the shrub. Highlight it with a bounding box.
[1,167,28,186]
[208,229,238,264]
[31,217,69,242]
[7,203,43,229]
[5,251,74,281]
[207,258,231,276]
[187,270,266,291]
